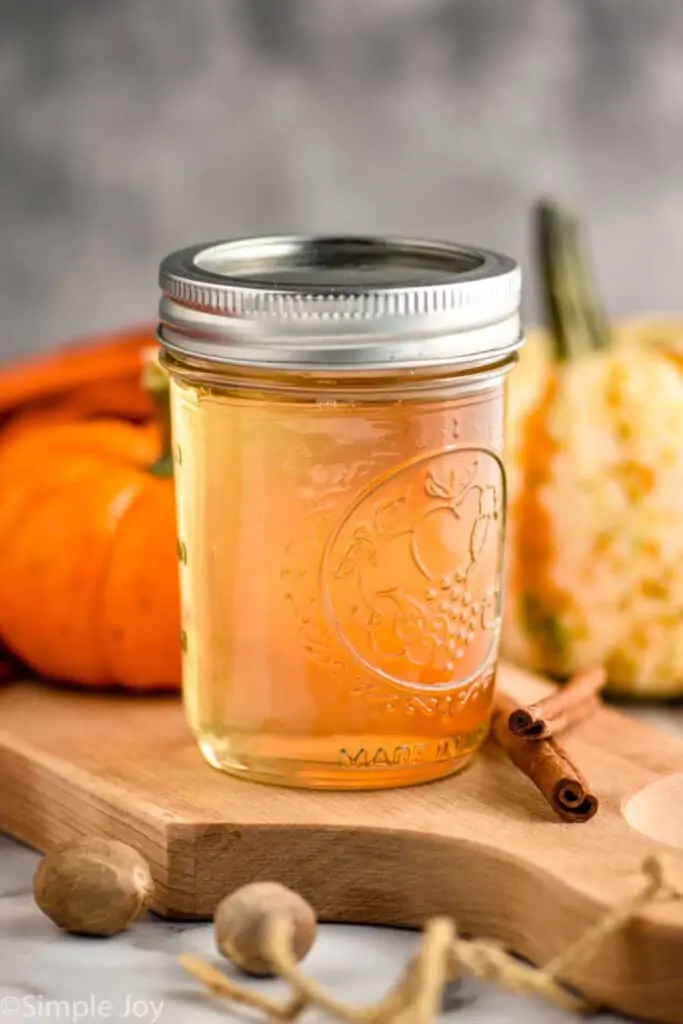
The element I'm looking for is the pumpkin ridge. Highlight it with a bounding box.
[97,478,181,689]
[0,472,70,666]
[92,477,151,684]
[0,464,146,683]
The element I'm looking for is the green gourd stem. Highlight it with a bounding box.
[142,352,174,478]
[534,199,610,361]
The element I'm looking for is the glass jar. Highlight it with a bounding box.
[158,236,522,790]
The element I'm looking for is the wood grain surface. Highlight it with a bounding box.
[1,662,683,1023]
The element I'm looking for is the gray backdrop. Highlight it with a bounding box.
[1,0,682,359]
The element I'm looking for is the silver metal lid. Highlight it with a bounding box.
[158,235,522,372]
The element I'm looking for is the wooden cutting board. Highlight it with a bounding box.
[1,662,683,1024]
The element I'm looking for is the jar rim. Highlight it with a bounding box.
[158,234,522,371]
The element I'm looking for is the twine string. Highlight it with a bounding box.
[181,855,682,1024]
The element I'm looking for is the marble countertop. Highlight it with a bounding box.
[3,704,682,1024]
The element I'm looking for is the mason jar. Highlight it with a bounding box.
[158,236,522,790]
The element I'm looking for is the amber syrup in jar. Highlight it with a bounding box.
[158,236,522,789]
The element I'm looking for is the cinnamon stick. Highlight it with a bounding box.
[506,666,606,741]
[491,693,598,823]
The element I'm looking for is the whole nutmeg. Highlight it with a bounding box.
[33,837,154,937]
[214,881,317,976]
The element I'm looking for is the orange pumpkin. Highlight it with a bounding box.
[0,325,157,453]
[0,336,181,690]
[0,325,155,418]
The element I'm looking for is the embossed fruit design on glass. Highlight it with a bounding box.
[158,236,523,788]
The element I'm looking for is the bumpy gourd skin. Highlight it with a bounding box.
[504,324,683,698]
